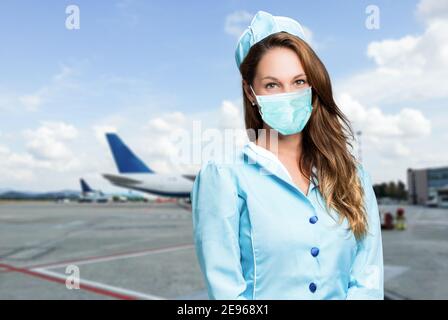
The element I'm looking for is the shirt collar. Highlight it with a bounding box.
[242,141,319,191]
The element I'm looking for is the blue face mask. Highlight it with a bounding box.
[250,85,313,135]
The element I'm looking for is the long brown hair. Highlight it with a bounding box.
[238,31,368,240]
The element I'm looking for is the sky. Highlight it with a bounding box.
[0,0,447,192]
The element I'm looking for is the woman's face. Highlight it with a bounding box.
[245,47,309,102]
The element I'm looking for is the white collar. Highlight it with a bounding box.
[243,141,319,190]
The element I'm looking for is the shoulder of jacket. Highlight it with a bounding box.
[357,163,374,187]
[200,151,246,173]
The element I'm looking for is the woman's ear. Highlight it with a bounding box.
[242,80,256,106]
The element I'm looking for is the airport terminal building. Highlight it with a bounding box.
[407,166,448,207]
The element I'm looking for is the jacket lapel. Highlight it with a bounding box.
[242,141,319,195]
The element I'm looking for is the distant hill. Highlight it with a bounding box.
[0,190,80,200]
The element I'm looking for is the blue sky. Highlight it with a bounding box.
[0,0,423,112]
[0,0,446,192]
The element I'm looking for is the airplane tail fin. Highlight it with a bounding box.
[80,178,93,193]
[105,133,154,174]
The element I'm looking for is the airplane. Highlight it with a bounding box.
[78,178,111,203]
[78,178,154,203]
[102,133,195,202]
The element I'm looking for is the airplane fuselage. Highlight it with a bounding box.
[102,173,193,198]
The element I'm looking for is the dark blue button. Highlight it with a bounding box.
[309,282,317,293]
[311,247,320,257]
[309,216,318,224]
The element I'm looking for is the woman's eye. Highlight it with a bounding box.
[265,83,278,89]
[295,79,306,85]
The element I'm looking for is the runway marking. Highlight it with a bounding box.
[0,242,194,299]
[33,268,166,300]
[25,243,194,270]
[0,263,145,300]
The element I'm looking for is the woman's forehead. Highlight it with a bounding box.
[256,47,305,79]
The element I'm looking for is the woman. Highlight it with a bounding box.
[191,10,383,300]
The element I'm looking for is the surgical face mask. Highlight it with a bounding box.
[250,85,313,135]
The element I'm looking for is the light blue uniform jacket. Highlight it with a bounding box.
[191,141,384,300]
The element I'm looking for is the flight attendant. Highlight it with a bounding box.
[191,10,384,300]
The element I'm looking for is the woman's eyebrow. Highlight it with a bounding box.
[261,73,306,81]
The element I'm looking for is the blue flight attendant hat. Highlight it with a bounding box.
[234,10,308,69]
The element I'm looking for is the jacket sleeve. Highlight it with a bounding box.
[191,160,248,300]
[346,165,384,300]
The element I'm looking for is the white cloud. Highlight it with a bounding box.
[18,94,43,111]
[372,138,412,158]
[341,2,448,105]
[367,35,422,69]
[417,0,448,22]
[0,91,14,112]
[337,92,431,166]
[300,25,318,49]
[91,113,131,146]
[0,148,35,183]
[333,0,447,185]
[10,64,81,112]
[225,10,253,38]
[0,120,106,190]
[147,111,187,133]
[52,64,77,82]
[99,100,248,175]
[338,93,431,139]
[219,100,244,129]
[93,125,118,147]
[23,121,78,162]
[0,139,79,186]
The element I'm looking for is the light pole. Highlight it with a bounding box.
[356,130,362,163]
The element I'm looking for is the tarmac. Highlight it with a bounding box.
[0,201,446,299]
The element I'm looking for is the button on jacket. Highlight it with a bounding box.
[191,141,384,300]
